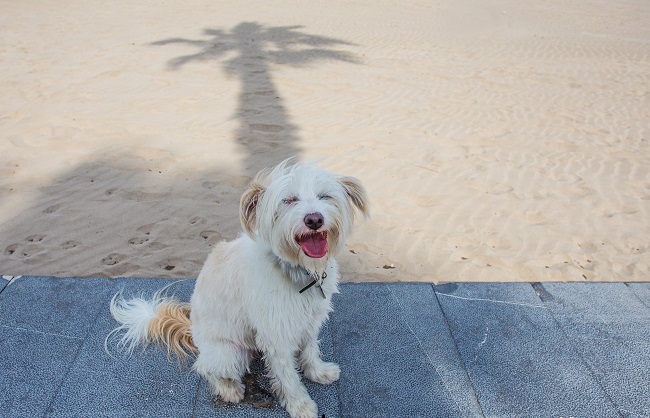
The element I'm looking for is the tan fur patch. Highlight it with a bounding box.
[338,176,370,218]
[148,299,198,363]
[240,181,265,236]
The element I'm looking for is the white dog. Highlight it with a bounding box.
[108,159,369,418]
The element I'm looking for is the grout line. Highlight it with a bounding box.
[42,285,112,416]
[385,283,468,417]
[192,379,202,418]
[624,282,650,310]
[0,275,22,296]
[430,284,486,418]
[434,291,548,309]
[0,324,84,341]
[328,308,343,418]
[528,283,624,418]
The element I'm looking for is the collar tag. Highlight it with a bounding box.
[299,271,327,298]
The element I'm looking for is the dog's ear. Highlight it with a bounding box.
[339,176,370,219]
[240,180,265,237]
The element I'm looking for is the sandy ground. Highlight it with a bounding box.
[1,0,648,282]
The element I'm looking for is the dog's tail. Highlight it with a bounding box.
[107,283,197,362]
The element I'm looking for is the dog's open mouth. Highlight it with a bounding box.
[297,231,328,258]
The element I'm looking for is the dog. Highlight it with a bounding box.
[108,159,369,418]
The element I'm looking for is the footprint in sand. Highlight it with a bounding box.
[105,184,168,202]
[189,216,205,226]
[5,243,38,258]
[4,235,47,258]
[105,188,167,202]
[249,123,284,133]
[240,108,263,116]
[101,253,126,266]
[26,234,45,243]
[200,230,222,245]
[146,241,169,251]
[128,237,150,245]
[201,181,218,190]
[156,259,178,272]
[43,204,62,214]
[200,230,220,240]
[241,90,275,99]
[61,240,81,250]
[136,223,156,236]
[4,244,19,256]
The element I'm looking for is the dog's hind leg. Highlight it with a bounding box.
[193,341,251,403]
[299,330,340,385]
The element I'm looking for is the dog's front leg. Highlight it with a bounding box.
[257,335,318,418]
[299,330,340,385]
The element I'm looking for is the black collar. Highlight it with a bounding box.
[299,271,327,298]
[271,253,327,298]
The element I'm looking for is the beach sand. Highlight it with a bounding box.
[1,0,648,282]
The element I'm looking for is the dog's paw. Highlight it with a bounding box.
[305,361,340,385]
[215,378,245,403]
[286,397,318,418]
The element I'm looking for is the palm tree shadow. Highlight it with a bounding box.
[152,22,361,176]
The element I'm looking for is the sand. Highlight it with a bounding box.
[1,0,648,282]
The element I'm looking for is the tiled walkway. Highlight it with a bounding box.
[1,276,648,417]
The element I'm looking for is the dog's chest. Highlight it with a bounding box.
[285,291,332,338]
[271,270,336,331]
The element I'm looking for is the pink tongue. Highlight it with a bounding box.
[300,234,328,258]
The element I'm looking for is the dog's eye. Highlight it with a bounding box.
[282,196,299,205]
[317,193,332,200]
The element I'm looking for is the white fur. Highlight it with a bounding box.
[106,283,181,355]
[109,160,368,418]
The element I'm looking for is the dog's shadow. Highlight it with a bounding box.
[212,352,275,409]
[206,352,335,416]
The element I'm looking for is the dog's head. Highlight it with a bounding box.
[240,159,369,270]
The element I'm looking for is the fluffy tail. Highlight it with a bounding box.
[106,283,197,362]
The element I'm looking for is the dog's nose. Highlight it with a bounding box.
[304,212,324,230]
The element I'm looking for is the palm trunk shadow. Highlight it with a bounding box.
[152,22,360,176]
[229,30,300,176]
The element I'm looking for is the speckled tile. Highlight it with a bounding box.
[47,278,198,417]
[331,283,466,417]
[435,282,619,417]
[3,277,648,418]
[539,282,650,418]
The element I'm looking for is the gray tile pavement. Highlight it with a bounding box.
[0,276,648,417]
